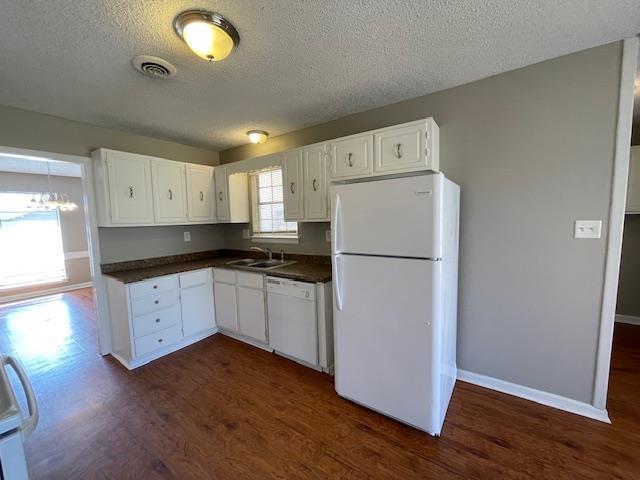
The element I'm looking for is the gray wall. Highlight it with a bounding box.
[99,225,225,264]
[0,105,224,263]
[617,215,640,316]
[0,172,91,298]
[220,42,624,404]
[224,222,331,256]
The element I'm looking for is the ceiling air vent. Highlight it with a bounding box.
[131,55,177,80]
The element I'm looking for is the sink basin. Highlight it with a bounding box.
[248,260,296,270]
[226,258,259,266]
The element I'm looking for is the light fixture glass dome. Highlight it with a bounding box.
[247,130,269,144]
[174,10,239,62]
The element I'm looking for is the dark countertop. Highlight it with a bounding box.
[101,250,332,284]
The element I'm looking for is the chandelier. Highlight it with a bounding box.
[28,162,78,212]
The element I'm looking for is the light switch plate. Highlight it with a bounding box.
[574,220,602,239]
[325,230,331,242]
[183,231,191,242]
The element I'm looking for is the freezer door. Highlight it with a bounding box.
[331,174,443,258]
[333,254,441,433]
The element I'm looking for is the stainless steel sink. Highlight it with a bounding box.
[248,260,296,270]
[226,258,259,266]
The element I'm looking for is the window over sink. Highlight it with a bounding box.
[249,168,298,242]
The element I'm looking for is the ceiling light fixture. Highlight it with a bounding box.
[174,10,239,62]
[247,130,269,144]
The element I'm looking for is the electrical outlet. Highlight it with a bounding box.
[574,220,602,239]
[183,231,191,242]
[325,230,331,242]
[242,229,251,239]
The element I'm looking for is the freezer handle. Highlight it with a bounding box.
[2,355,39,440]
[332,193,342,253]
[333,255,343,311]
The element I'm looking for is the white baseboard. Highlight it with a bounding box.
[615,314,640,326]
[457,369,610,424]
[0,282,93,305]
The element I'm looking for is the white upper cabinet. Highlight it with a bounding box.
[186,164,216,223]
[627,146,640,214]
[303,143,329,221]
[151,159,188,223]
[214,165,231,221]
[282,149,304,221]
[374,118,439,174]
[329,133,373,180]
[97,149,154,225]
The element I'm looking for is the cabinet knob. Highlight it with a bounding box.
[219,192,223,201]
[290,182,295,194]
[128,186,134,198]
[155,318,160,323]
[153,285,158,289]
[312,179,318,192]
[200,191,204,201]
[168,189,173,200]
[158,338,163,343]
[347,153,353,167]
[154,300,159,304]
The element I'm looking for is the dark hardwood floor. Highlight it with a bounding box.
[1,288,639,479]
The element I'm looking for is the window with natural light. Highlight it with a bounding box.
[250,168,298,239]
[0,192,67,289]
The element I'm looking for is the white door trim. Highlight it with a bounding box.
[0,145,112,355]
[593,36,639,411]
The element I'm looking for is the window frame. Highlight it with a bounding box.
[249,167,299,243]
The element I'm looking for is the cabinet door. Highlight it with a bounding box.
[181,283,216,337]
[186,164,216,222]
[330,134,373,180]
[213,281,238,331]
[303,144,329,221]
[238,286,267,342]
[151,160,188,223]
[282,149,304,220]
[627,147,640,213]
[214,166,230,222]
[374,121,426,174]
[106,151,153,224]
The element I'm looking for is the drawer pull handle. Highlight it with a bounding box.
[200,191,204,201]
[158,338,163,343]
[312,179,318,191]
[395,143,403,159]
[219,192,223,201]
[154,300,159,304]
[168,189,173,200]
[155,318,160,323]
[128,186,134,198]
[153,285,158,289]
[290,182,295,194]
[347,153,353,167]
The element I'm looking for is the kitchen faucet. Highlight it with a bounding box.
[251,246,272,260]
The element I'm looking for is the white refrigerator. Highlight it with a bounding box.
[331,173,459,436]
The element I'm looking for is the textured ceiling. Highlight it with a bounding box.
[0,1,638,151]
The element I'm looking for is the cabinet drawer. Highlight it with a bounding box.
[131,290,179,317]
[330,134,373,179]
[129,275,179,299]
[179,269,211,288]
[374,122,425,173]
[132,305,180,338]
[134,324,182,358]
[213,268,236,284]
[237,271,264,289]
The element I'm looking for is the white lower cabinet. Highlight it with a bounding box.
[213,269,267,344]
[105,268,216,369]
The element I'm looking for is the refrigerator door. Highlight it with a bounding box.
[331,174,443,258]
[333,254,441,433]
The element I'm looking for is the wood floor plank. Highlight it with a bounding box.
[1,289,639,479]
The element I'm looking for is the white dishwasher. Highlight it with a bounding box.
[267,277,318,366]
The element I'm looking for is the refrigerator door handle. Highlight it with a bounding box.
[333,255,344,311]
[2,355,39,440]
[332,194,342,253]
